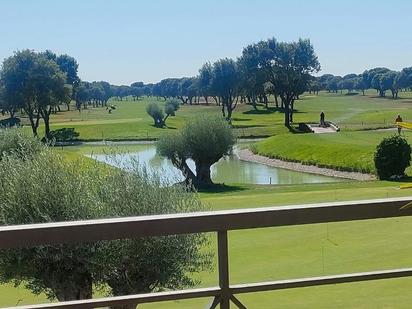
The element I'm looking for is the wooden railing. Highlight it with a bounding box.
[2,197,412,309]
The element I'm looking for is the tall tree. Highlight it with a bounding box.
[396,67,412,91]
[198,62,213,104]
[210,58,240,121]
[380,71,400,99]
[254,38,320,127]
[238,42,269,109]
[1,50,70,138]
[363,67,390,97]
[56,54,80,110]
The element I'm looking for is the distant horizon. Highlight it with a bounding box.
[1,0,412,85]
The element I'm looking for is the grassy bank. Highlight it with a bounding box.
[253,130,412,174]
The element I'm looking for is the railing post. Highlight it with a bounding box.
[218,230,230,309]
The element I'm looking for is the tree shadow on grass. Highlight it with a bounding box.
[197,184,248,194]
[232,118,252,122]
[149,124,177,130]
[243,107,281,115]
[243,107,306,115]
[233,124,266,129]
[392,177,412,183]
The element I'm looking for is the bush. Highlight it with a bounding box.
[0,117,21,128]
[0,149,210,301]
[374,135,411,180]
[0,129,43,160]
[48,128,80,142]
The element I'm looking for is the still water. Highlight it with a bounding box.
[88,144,342,185]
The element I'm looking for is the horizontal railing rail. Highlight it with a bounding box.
[1,197,412,308]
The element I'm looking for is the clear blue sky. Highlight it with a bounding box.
[1,0,412,85]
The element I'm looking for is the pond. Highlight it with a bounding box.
[85,143,342,185]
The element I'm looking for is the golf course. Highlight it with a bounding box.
[2,4,412,305]
[3,90,412,308]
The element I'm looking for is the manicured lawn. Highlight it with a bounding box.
[3,181,412,308]
[6,90,412,141]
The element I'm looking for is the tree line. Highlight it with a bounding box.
[3,40,412,139]
[308,67,412,99]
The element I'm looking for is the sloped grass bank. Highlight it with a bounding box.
[253,130,412,174]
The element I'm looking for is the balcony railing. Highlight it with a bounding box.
[2,197,412,309]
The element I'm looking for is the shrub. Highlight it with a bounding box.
[47,128,80,142]
[374,135,411,180]
[0,129,43,160]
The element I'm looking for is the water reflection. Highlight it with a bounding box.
[88,144,342,185]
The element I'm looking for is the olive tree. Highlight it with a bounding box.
[157,114,236,188]
[94,163,210,309]
[146,102,164,127]
[0,147,211,306]
[146,99,180,127]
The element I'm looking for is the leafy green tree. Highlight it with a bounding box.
[354,76,367,95]
[0,81,17,118]
[75,81,91,110]
[247,38,320,127]
[397,67,412,91]
[339,75,358,93]
[380,71,400,99]
[371,74,385,96]
[210,58,240,121]
[1,50,70,138]
[238,43,269,109]
[57,55,80,110]
[178,77,198,105]
[363,67,390,96]
[130,85,144,101]
[157,114,236,188]
[307,78,321,95]
[326,76,341,93]
[41,51,80,111]
[198,62,213,104]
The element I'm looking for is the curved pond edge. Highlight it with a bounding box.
[238,149,376,181]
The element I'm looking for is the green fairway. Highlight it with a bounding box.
[5,90,412,141]
[3,180,412,308]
